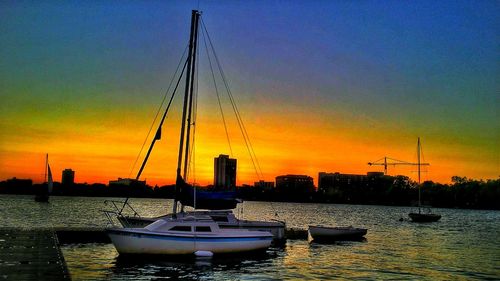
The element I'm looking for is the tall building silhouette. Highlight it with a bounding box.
[214,154,237,189]
[62,169,75,186]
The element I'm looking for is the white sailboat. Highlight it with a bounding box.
[106,10,274,255]
[117,210,285,242]
[108,215,272,255]
[408,137,441,222]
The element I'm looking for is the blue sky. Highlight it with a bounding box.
[1,1,498,184]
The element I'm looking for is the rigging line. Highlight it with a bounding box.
[189,66,198,187]
[201,23,233,156]
[200,20,280,219]
[201,19,263,180]
[202,22,263,179]
[175,10,199,215]
[183,11,201,181]
[135,57,190,181]
[220,65,260,178]
[419,139,428,176]
[225,74,263,179]
[191,38,200,186]
[128,45,189,177]
[120,55,190,214]
[185,12,200,183]
[187,24,201,184]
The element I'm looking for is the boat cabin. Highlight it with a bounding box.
[144,216,221,234]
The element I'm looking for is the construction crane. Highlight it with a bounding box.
[368,156,430,175]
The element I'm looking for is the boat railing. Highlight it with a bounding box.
[271,219,286,225]
[104,199,141,217]
[102,200,141,227]
[102,209,119,227]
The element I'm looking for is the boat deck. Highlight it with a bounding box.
[56,227,308,243]
[0,229,70,281]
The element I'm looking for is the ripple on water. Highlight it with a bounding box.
[2,195,499,280]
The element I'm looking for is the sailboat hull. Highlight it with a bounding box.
[120,217,286,242]
[34,194,49,203]
[107,228,273,255]
[34,184,49,202]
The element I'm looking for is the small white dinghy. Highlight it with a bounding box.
[308,225,367,242]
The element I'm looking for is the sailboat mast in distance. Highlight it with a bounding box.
[409,137,441,222]
[44,153,48,184]
[35,153,50,202]
[417,137,421,208]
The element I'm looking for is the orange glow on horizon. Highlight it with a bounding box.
[1,107,497,187]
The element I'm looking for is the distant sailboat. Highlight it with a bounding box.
[35,154,53,202]
[408,138,441,222]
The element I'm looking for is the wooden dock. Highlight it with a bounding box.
[0,229,70,281]
[285,227,308,240]
[55,228,111,244]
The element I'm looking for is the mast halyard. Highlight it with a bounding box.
[117,59,189,216]
[173,10,201,215]
[134,59,189,182]
[181,12,200,213]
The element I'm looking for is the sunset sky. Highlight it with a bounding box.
[1,1,498,186]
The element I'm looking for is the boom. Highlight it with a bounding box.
[368,156,429,175]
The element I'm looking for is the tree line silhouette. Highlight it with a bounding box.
[0,175,498,210]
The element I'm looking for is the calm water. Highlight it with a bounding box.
[1,195,499,280]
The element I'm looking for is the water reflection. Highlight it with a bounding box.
[112,250,276,277]
[4,195,500,280]
[309,237,368,244]
[63,243,282,280]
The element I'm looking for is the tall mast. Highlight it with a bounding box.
[173,10,200,214]
[417,137,421,209]
[44,154,48,183]
[183,11,200,180]
[384,157,387,175]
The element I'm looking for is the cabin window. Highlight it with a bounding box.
[195,226,212,232]
[210,216,229,222]
[169,226,192,232]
